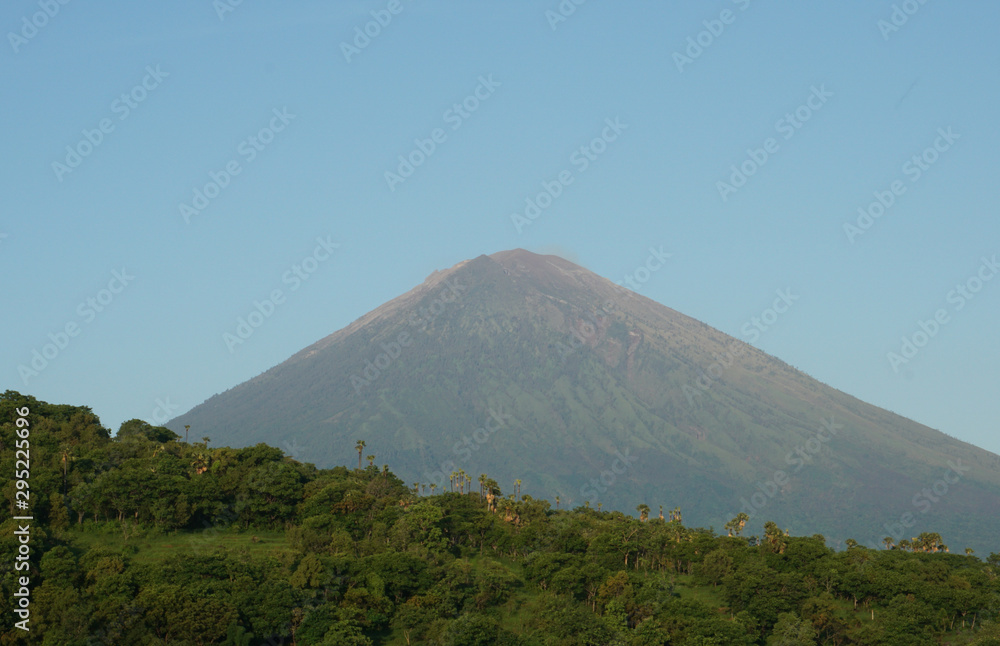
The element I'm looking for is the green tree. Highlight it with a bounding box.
[801,593,847,644]
[238,461,304,527]
[290,553,326,589]
[137,583,236,644]
[321,620,373,646]
[223,622,254,646]
[116,418,180,443]
[442,613,499,646]
[473,559,518,609]
[767,612,818,645]
[698,548,733,588]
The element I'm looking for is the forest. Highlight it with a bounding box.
[2,390,999,645]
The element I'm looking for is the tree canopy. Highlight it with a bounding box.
[2,390,999,645]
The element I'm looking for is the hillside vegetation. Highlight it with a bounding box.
[3,391,1000,645]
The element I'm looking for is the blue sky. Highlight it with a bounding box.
[3,0,998,456]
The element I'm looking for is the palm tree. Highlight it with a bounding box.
[727,520,743,537]
[366,454,375,467]
[59,444,73,493]
[883,536,896,550]
[724,512,750,537]
[191,451,210,475]
[383,464,389,480]
[483,478,499,512]
[737,512,748,533]
[183,424,190,443]
[515,479,522,498]
[764,521,789,554]
[497,497,511,522]
[478,474,487,501]
[597,502,602,512]
[659,505,664,521]
[965,547,975,556]
[555,495,560,509]
[911,531,943,553]
[637,504,650,522]
[202,436,211,448]
[412,482,419,495]
[430,483,437,495]
[355,440,366,470]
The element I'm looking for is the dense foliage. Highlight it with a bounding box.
[2,391,1000,645]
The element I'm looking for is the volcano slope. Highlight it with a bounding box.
[170,249,1000,553]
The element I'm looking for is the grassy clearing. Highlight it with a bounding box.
[64,523,294,563]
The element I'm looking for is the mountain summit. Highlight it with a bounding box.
[170,249,1000,552]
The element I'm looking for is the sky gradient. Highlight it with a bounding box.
[3,0,998,456]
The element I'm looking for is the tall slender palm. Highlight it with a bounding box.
[366,454,375,467]
[430,483,437,495]
[555,495,560,509]
[483,478,499,512]
[59,444,72,493]
[637,504,650,522]
[736,512,748,534]
[515,479,522,498]
[355,440,366,470]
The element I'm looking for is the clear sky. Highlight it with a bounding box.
[3,1,998,456]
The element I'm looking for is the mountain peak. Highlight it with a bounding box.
[488,247,588,276]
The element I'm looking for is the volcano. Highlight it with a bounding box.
[169,249,1000,553]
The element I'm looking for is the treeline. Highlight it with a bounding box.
[2,390,1000,645]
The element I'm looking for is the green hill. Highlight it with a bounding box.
[3,391,1000,645]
